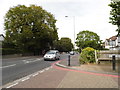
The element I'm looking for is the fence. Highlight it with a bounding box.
[95,50,120,64]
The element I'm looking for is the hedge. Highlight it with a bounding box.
[2,48,20,55]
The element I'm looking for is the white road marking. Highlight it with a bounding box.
[0,64,16,69]
[23,58,43,64]
[32,73,39,77]
[45,68,49,71]
[39,70,45,73]
[29,59,42,63]
[21,77,30,82]
[6,83,18,88]
[36,58,42,60]
[3,66,52,88]
[23,60,30,64]
[50,66,53,68]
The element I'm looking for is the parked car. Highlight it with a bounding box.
[44,50,60,60]
[49,50,59,53]
[69,51,74,55]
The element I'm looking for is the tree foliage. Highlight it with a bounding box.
[109,0,120,35]
[76,30,102,50]
[4,5,58,54]
[54,37,73,52]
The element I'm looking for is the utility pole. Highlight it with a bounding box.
[65,16,76,49]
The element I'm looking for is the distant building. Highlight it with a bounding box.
[105,35,120,50]
[0,34,4,41]
[0,34,4,47]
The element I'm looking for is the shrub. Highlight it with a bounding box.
[80,47,95,64]
[2,48,20,55]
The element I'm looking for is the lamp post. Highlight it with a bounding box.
[117,15,120,35]
[65,16,76,49]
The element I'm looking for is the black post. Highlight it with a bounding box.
[112,55,116,71]
[68,54,70,66]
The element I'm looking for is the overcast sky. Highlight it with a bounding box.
[0,0,118,43]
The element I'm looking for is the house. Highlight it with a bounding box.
[0,34,4,46]
[105,35,120,50]
[0,34,4,41]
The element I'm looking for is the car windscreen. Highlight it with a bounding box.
[47,52,56,54]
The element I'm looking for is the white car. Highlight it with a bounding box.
[69,51,74,55]
[44,50,60,60]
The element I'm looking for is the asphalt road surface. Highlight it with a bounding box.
[2,54,68,85]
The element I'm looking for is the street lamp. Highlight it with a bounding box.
[65,16,76,49]
[117,15,120,34]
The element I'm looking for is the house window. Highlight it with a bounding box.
[110,40,116,47]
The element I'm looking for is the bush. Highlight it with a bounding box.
[80,47,95,64]
[2,48,21,55]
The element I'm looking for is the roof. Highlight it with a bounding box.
[106,35,117,41]
[109,36,117,41]
[0,34,4,38]
[106,39,110,42]
[0,34,4,41]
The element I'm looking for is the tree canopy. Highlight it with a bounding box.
[54,37,73,52]
[76,30,102,50]
[109,0,120,35]
[4,5,58,55]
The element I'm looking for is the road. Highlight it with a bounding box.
[2,54,68,85]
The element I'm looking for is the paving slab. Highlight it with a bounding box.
[57,70,118,88]
[12,67,68,88]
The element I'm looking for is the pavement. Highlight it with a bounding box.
[58,54,119,75]
[2,54,120,89]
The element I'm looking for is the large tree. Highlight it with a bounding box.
[4,5,58,54]
[76,30,102,50]
[54,37,73,52]
[109,0,120,35]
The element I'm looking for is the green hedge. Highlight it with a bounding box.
[2,48,20,55]
[80,47,95,64]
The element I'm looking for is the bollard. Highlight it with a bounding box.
[68,54,70,66]
[112,55,116,71]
